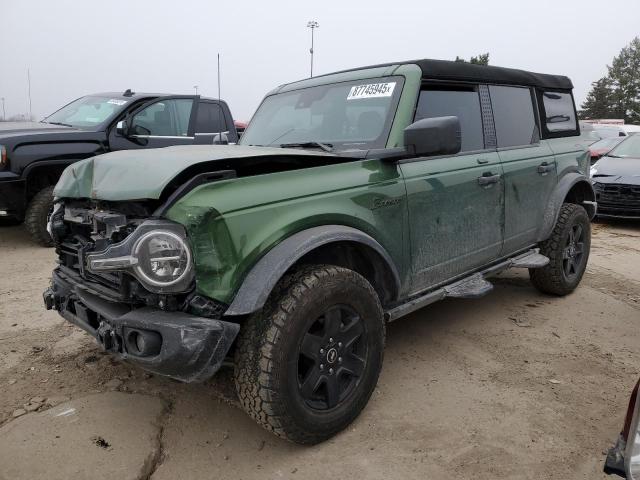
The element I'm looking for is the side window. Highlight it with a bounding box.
[542,91,577,132]
[415,87,484,152]
[489,86,538,147]
[131,99,193,136]
[195,102,226,133]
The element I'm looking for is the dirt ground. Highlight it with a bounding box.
[0,219,638,480]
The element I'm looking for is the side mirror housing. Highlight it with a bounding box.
[404,116,461,158]
[213,132,229,145]
[115,120,128,137]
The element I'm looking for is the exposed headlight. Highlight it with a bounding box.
[86,222,194,293]
[627,387,640,478]
[133,231,192,287]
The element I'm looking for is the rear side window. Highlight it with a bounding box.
[415,87,484,152]
[195,102,226,133]
[489,86,538,147]
[542,91,577,133]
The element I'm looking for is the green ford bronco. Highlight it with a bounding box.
[43,59,596,444]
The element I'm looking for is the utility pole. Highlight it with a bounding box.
[307,20,319,77]
[1,97,5,121]
[194,85,199,96]
[27,69,33,120]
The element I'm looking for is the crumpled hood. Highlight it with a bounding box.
[54,144,334,201]
[592,156,640,186]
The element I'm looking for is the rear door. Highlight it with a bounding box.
[108,96,196,151]
[489,85,557,254]
[400,84,504,293]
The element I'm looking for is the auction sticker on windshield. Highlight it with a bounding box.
[347,82,396,100]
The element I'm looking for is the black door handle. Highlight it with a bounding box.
[538,162,554,175]
[478,173,500,186]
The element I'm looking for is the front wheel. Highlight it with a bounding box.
[529,203,591,295]
[234,265,385,444]
[24,185,54,247]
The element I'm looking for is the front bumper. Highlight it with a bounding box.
[0,173,26,219]
[44,268,239,382]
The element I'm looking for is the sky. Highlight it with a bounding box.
[1,0,639,122]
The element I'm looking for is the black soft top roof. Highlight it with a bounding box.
[334,58,573,91]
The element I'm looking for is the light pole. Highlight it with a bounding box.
[27,69,33,120]
[1,97,5,121]
[307,20,319,77]
[194,85,199,96]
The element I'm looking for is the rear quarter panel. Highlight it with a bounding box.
[546,136,590,178]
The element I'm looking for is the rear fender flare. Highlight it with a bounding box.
[537,173,596,242]
[224,225,400,316]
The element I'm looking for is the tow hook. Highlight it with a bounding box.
[43,288,56,310]
[97,321,121,352]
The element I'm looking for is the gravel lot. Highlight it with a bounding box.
[0,220,638,480]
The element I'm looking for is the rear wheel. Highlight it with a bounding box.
[234,265,385,444]
[24,185,55,247]
[530,203,591,295]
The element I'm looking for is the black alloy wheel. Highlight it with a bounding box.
[297,305,367,411]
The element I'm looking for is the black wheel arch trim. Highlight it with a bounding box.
[224,225,401,316]
[537,172,596,243]
[21,159,77,181]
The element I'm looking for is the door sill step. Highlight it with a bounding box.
[444,273,493,298]
[385,247,547,322]
[509,250,549,269]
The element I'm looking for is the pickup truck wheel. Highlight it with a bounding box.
[24,186,55,247]
[529,203,591,296]
[234,265,385,444]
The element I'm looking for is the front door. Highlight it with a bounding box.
[400,85,504,294]
[108,96,196,151]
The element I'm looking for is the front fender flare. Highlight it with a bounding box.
[224,225,401,316]
[537,172,596,242]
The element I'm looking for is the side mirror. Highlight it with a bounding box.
[194,133,216,145]
[213,132,229,145]
[404,116,461,157]
[115,120,128,137]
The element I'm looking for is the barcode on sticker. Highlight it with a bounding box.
[347,82,396,100]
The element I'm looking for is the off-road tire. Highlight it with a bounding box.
[234,265,385,444]
[24,185,54,247]
[529,203,591,296]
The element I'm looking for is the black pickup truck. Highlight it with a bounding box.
[0,90,237,245]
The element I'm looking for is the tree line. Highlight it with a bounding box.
[580,37,640,124]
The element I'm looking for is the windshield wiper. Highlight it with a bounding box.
[44,121,73,127]
[279,142,334,152]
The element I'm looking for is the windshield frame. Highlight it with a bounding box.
[240,75,406,152]
[42,95,131,130]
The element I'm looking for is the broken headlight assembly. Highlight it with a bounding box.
[86,220,194,294]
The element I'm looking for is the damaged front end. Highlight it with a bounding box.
[43,200,239,382]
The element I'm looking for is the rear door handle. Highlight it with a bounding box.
[478,173,501,186]
[538,162,554,175]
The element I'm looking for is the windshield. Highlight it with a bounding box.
[240,76,404,151]
[44,95,129,128]
[608,134,640,158]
